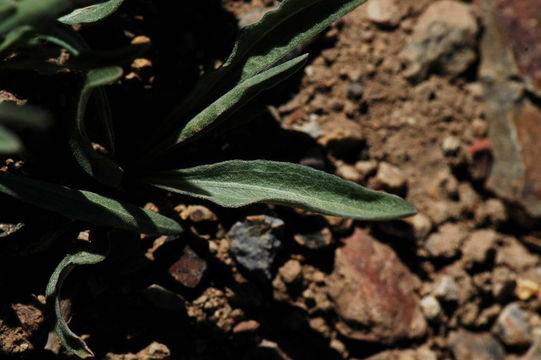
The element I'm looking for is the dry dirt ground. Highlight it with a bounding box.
[2,0,541,359]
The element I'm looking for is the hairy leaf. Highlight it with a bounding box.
[143,160,416,221]
[70,66,124,188]
[154,0,366,147]
[146,54,308,159]
[59,0,124,25]
[0,125,21,153]
[46,250,107,358]
[0,171,183,235]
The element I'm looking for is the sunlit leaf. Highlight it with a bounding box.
[59,0,124,25]
[143,160,416,221]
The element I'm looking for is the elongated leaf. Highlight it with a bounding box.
[46,251,107,358]
[146,54,308,159]
[0,102,51,129]
[150,0,366,148]
[59,0,124,25]
[143,160,416,221]
[0,171,183,235]
[0,125,21,153]
[71,66,124,188]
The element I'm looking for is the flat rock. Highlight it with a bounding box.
[229,215,284,281]
[168,244,207,288]
[493,302,533,346]
[401,0,479,82]
[448,330,505,360]
[328,228,426,343]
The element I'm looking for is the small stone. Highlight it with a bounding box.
[131,35,151,44]
[366,0,402,27]
[448,330,505,360]
[229,215,284,281]
[336,162,361,182]
[472,118,488,137]
[136,342,170,360]
[144,284,185,312]
[293,227,333,249]
[278,260,303,284]
[475,198,507,225]
[493,302,533,347]
[347,82,364,100]
[492,266,516,301]
[232,320,260,334]
[373,162,407,192]
[515,279,540,301]
[442,136,461,155]
[425,223,467,258]
[168,244,207,288]
[178,205,217,222]
[328,228,426,343]
[355,160,378,178]
[432,275,460,302]
[131,58,152,69]
[462,229,497,265]
[401,1,479,82]
[420,295,441,320]
[11,304,43,336]
[496,237,538,272]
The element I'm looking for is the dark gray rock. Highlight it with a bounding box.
[229,215,284,281]
[493,302,533,347]
[448,330,505,360]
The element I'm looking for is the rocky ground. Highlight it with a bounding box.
[2,0,541,359]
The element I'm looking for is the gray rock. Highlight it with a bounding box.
[401,1,479,82]
[229,215,284,281]
[347,82,364,100]
[420,295,441,320]
[493,303,533,347]
[448,330,505,360]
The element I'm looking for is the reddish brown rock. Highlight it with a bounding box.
[328,228,427,343]
[168,245,207,288]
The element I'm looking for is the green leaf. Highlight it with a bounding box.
[70,66,124,188]
[0,171,183,235]
[153,0,366,146]
[146,54,308,159]
[0,102,51,129]
[0,125,22,153]
[46,250,107,358]
[59,0,124,25]
[143,160,416,221]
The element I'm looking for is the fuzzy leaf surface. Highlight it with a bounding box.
[144,160,416,221]
[149,54,307,158]
[0,171,183,235]
[71,66,124,188]
[59,0,124,24]
[151,0,366,151]
[46,251,107,358]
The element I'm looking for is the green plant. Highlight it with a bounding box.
[0,0,415,357]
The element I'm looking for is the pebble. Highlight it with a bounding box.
[462,229,497,265]
[177,205,217,222]
[365,0,402,28]
[425,223,466,258]
[232,320,260,334]
[493,302,533,347]
[355,160,378,179]
[401,1,479,82]
[278,260,303,284]
[373,162,407,192]
[347,82,364,100]
[168,244,207,288]
[515,279,540,301]
[336,162,362,182]
[328,228,426,343]
[432,275,460,302]
[420,295,441,320]
[496,237,538,272]
[474,198,508,225]
[228,215,284,281]
[293,227,333,249]
[448,330,505,360]
[442,136,461,155]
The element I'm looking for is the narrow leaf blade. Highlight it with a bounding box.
[59,0,124,25]
[0,171,183,235]
[70,66,124,188]
[46,251,107,358]
[143,160,416,221]
[148,54,307,158]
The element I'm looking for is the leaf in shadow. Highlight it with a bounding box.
[45,250,107,358]
[0,171,183,235]
[59,0,124,25]
[143,160,416,221]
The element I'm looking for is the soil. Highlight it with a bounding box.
[2,0,541,359]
